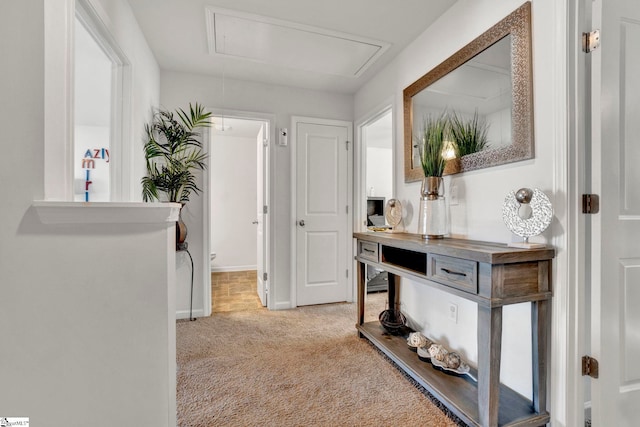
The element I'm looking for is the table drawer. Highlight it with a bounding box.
[428,254,478,294]
[358,241,379,262]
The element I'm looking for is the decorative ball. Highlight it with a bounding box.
[515,188,533,204]
[407,332,428,348]
[428,344,448,362]
[444,352,461,369]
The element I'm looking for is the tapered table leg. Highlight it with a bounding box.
[532,299,549,414]
[478,305,503,427]
[387,272,400,312]
[357,261,366,332]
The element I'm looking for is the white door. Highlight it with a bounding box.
[295,120,350,306]
[590,0,640,424]
[256,123,268,306]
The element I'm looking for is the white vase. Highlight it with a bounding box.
[417,177,448,239]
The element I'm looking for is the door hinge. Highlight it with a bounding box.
[582,194,599,214]
[346,269,349,278]
[263,272,268,282]
[263,138,269,147]
[582,30,600,53]
[345,140,350,150]
[346,205,349,214]
[582,355,599,378]
[263,205,268,214]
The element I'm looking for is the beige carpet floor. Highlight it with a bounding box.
[177,293,461,426]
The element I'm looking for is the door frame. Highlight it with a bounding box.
[290,116,353,307]
[203,108,276,314]
[566,0,592,424]
[354,100,396,235]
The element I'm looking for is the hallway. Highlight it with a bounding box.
[211,271,263,313]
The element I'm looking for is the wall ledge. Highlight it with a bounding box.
[32,201,181,224]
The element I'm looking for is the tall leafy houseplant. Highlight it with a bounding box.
[142,103,211,249]
[142,103,212,203]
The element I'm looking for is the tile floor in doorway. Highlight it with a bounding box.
[211,270,264,313]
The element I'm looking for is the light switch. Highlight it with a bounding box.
[279,128,288,146]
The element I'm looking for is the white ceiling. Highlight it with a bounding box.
[127,0,458,94]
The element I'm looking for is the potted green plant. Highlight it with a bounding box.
[141,102,212,248]
[415,113,448,238]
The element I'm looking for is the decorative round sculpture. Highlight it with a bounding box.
[385,199,403,231]
[502,188,553,247]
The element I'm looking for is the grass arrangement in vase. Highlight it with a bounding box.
[415,114,449,238]
[449,110,489,157]
[416,113,448,179]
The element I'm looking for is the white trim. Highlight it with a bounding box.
[211,265,258,273]
[75,0,132,203]
[346,120,354,303]
[176,308,205,320]
[554,0,584,426]
[32,201,180,224]
[204,108,276,314]
[201,126,212,317]
[290,116,353,307]
[274,301,293,310]
[290,119,297,308]
[44,0,75,201]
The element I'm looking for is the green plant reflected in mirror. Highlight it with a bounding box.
[404,2,533,182]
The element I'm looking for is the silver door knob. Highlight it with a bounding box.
[252,220,259,224]
[299,220,305,227]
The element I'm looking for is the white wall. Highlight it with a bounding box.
[210,134,258,271]
[364,110,394,203]
[161,71,354,311]
[0,1,174,426]
[366,147,393,201]
[355,0,566,407]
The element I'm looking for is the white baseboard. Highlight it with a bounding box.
[176,308,205,320]
[211,264,257,272]
[274,300,293,310]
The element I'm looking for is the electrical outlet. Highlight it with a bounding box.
[448,302,458,323]
[450,184,459,206]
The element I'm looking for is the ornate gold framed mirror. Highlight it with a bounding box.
[404,2,533,182]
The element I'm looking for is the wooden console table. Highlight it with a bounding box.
[354,232,555,427]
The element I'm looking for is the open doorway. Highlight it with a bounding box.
[356,106,394,232]
[356,106,394,296]
[209,114,271,313]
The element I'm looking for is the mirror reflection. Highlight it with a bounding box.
[403,2,533,182]
[410,36,512,169]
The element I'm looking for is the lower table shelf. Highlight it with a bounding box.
[357,322,549,427]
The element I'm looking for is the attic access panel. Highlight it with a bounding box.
[206,7,390,78]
